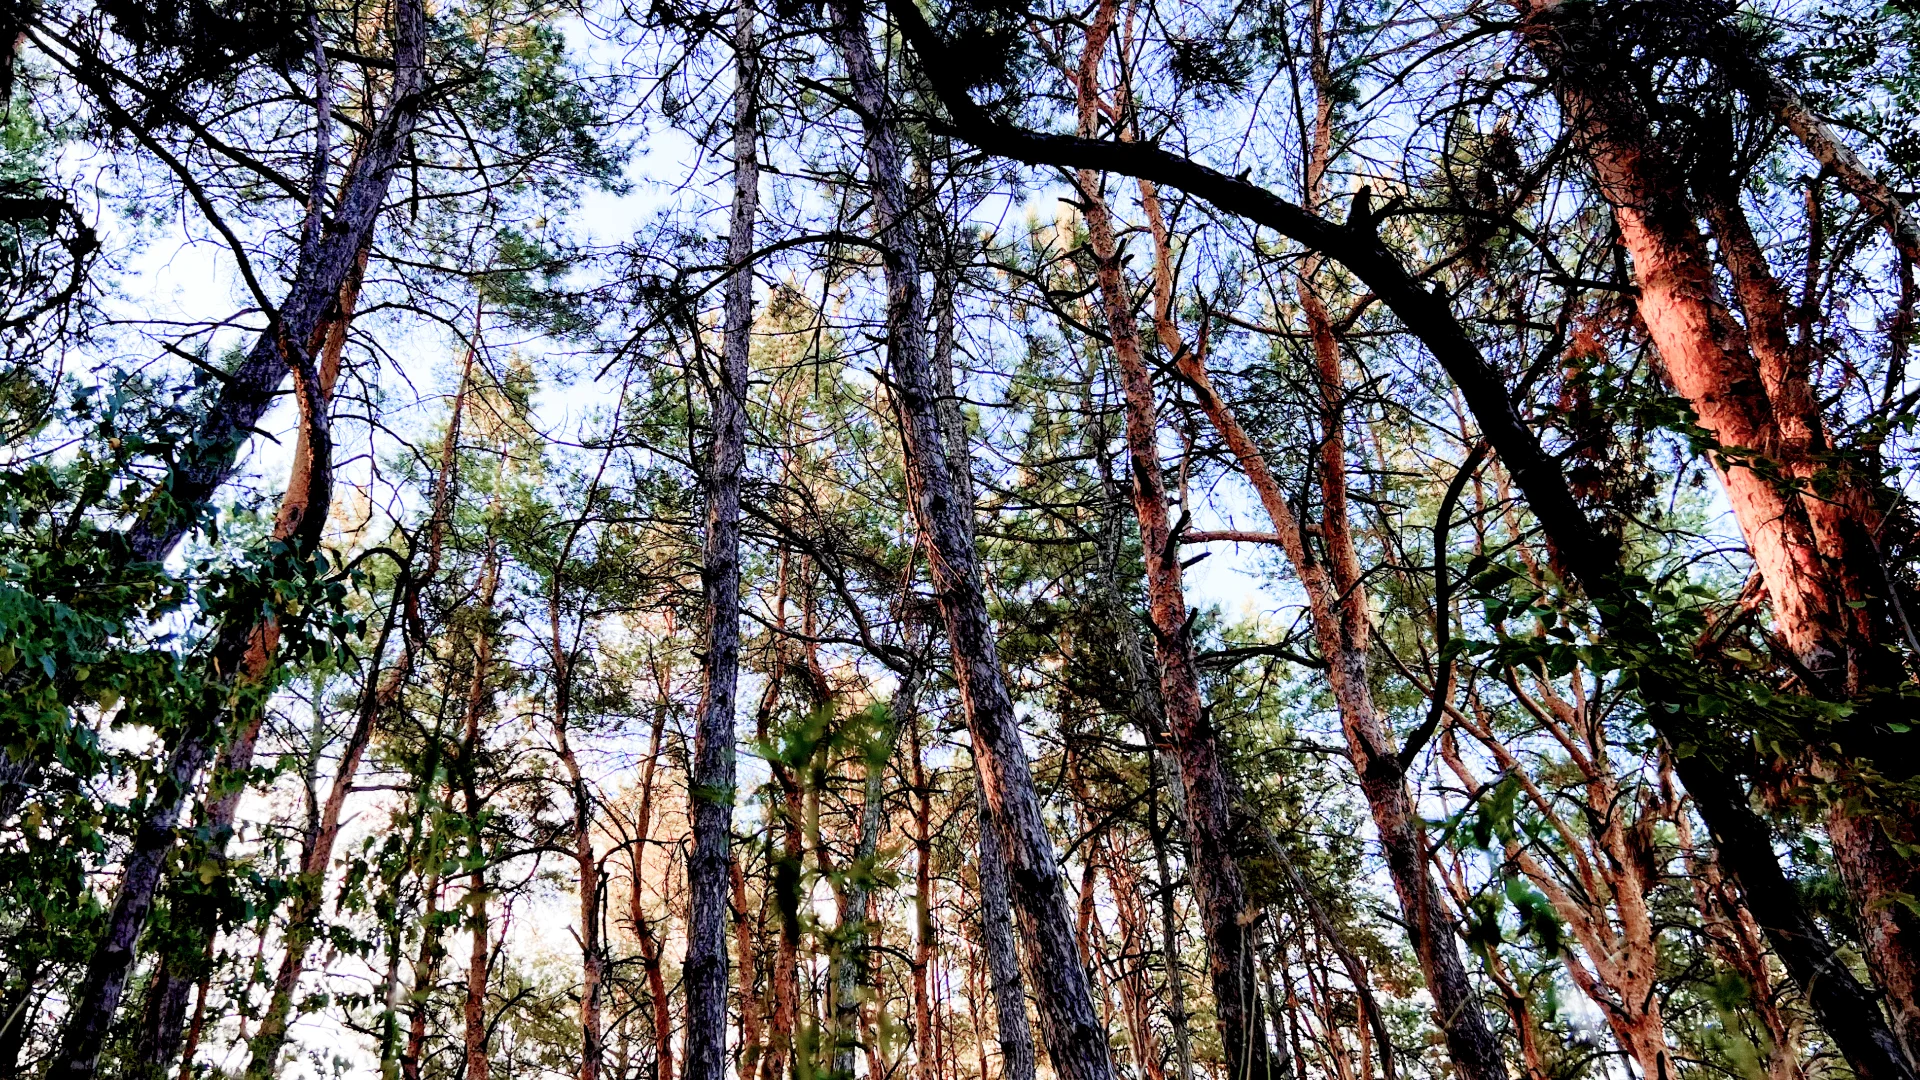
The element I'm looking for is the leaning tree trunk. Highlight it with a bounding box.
[43,6,428,1072]
[1071,10,1268,1078]
[828,7,1117,1080]
[1517,5,1920,1058]
[135,246,372,1079]
[685,0,759,1075]
[115,0,428,570]
[48,177,350,1080]
[1156,280,1507,1080]
[1120,129,1505,1080]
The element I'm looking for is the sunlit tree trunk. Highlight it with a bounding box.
[136,251,370,1077]
[243,292,471,1080]
[1518,8,1920,1062]
[1103,850,1168,1080]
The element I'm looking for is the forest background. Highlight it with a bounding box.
[1,0,1918,1077]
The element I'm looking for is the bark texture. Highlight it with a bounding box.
[1517,6,1920,1055]
[974,769,1038,1080]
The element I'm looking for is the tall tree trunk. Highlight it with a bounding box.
[401,867,444,1080]
[734,852,766,1080]
[1698,182,1920,1062]
[465,870,491,1080]
[828,8,1117,1080]
[686,1,759,1075]
[539,430,623,1080]
[1145,767,1195,1080]
[48,162,350,1080]
[752,548,799,1080]
[1539,53,1841,681]
[137,250,373,1080]
[556,667,604,1080]
[1071,11,1267,1078]
[766,742,805,1080]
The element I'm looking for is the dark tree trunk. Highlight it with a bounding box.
[828,7,1118,1080]
[913,710,936,1080]
[686,2,759,1076]
[43,9,427,1073]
